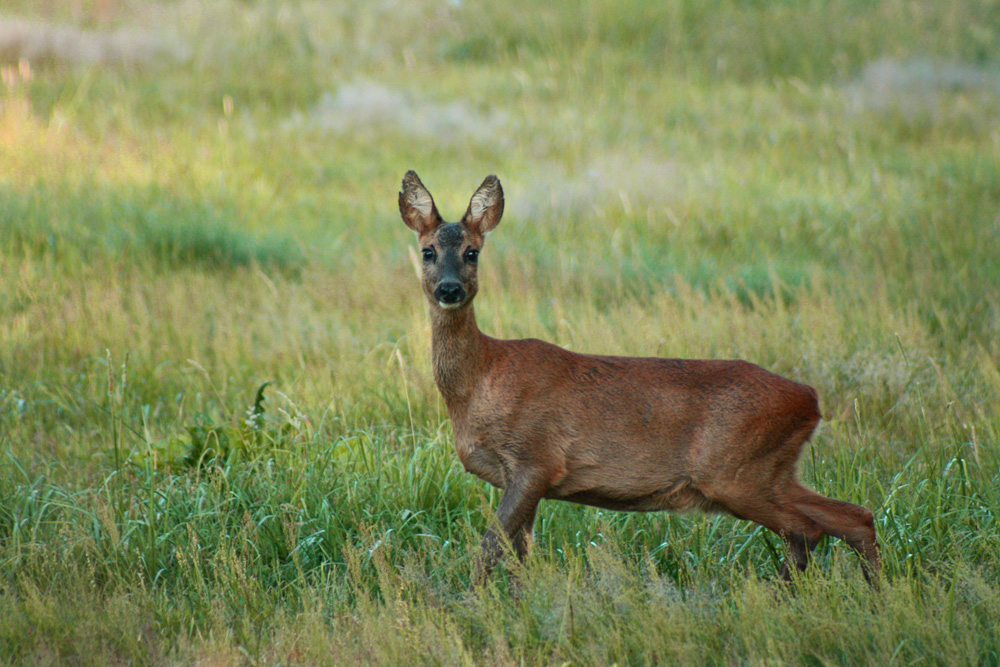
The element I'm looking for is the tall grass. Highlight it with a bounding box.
[1,0,999,664]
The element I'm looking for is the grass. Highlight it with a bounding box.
[1,0,1000,664]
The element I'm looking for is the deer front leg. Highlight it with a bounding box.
[472,468,548,587]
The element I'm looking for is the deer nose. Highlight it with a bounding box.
[435,282,466,306]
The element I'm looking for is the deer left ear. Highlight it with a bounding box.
[399,170,442,234]
[463,175,504,235]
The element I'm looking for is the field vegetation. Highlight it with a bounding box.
[1,1,1000,664]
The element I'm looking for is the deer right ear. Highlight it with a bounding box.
[463,174,504,235]
[399,171,442,234]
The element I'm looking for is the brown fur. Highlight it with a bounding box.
[399,170,882,586]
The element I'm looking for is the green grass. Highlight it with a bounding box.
[2,0,1000,664]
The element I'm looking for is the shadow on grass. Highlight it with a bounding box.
[0,183,304,274]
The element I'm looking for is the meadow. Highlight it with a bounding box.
[1,1,1000,664]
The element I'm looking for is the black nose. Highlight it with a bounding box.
[434,282,466,305]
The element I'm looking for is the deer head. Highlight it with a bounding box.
[399,170,504,311]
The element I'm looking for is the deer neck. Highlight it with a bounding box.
[430,303,487,404]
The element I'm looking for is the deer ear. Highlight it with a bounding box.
[399,171,442,234]
[463,175,504,234]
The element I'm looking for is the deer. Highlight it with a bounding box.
[398,170,882,587]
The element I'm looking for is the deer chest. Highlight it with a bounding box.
[452,423,506,489]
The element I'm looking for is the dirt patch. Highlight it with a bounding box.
[0,16,188,67]
[847,57,1000,119]
[511,154,685,222]
[289,79,507,145]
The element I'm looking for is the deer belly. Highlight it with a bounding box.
[549,475,718,513]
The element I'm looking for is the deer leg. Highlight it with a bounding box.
[472,469,547,587]
[721,486,881,587]
[511,504,539,563]
[712,489,825,581]
[777,533,820,581]
[789,486,882,586]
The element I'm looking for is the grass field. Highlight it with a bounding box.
[2,1,1000,664]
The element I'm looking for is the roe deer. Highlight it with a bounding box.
[398,170,881,586]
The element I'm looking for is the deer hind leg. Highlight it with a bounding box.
[718,483,881,586]
[788,485,882,585]
[714,491,826,580]
[776,533,821,580]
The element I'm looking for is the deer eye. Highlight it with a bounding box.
[422,248,435,262]
[464,249,479,264]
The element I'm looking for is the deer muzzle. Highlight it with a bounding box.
[435,282,466,309]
